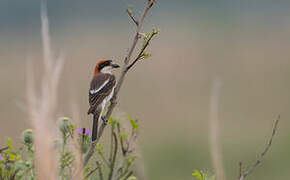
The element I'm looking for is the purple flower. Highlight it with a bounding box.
[0,154,3,161]
[76,128,92,136]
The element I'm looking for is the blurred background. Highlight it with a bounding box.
[1,0,290,179]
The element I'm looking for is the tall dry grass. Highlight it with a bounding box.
[209,78,226,180]
[25,2,65,179]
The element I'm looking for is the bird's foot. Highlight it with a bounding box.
[101,116,108,125]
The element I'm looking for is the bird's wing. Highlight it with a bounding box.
[88,73,116,114]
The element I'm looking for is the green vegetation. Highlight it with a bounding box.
[0,116,139,180]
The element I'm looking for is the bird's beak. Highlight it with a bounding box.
[111,63,120,68]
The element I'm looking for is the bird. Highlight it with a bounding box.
[88,59,120,141]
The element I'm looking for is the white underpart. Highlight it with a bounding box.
[99,87,115,121]
[100,66,113,74]
[90,79,109,94]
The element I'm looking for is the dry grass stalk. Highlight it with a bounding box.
[209,78,226,180]
[25,2,64,179]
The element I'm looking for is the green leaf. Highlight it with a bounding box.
[109,116,119,127]
[152,28,160,35]
[139,32,150,39]
[95,143,104,155]
[9,153,21,161]
[130,119,139,130]
[192,170,215,180]
[7,137,13,150]
[192,170,203,180]
[69,124,75,133]
[141,52,151,59]
[120,132,128,139]
[127,4,134,10]
[127,176,137,180]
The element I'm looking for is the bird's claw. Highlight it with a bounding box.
[101,116,108,125]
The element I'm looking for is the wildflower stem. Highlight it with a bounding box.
[97,151,110,168]
[117,124,126,155]
[109,125,115,163]
[83,167,98,180]
[108,132,118,180]
[124,171,134,180]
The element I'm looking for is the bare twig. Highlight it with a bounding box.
[239,116,280,180]
[83,0,157,166]
[126,9,138,26]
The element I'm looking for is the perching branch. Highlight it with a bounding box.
[239,116,280,180]
[102,0,157,123]
[83,0,157,166]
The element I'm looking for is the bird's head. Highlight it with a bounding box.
[94,59,120,75]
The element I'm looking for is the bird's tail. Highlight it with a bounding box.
[92,108,101,141]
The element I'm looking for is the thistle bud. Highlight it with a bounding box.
[23,129,33,144]
[58,117,71,135]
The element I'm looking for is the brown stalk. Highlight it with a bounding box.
[108,132,118,180]
[96,161,104,180]
[83,167,98,180]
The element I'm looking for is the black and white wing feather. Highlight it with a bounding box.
[88,73,116,114]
